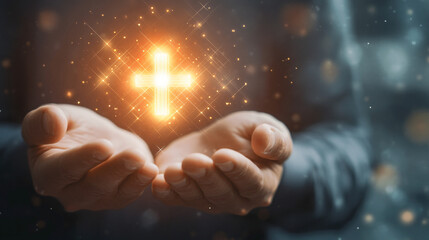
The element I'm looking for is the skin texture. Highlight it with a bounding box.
[22,104,158,211]
[152,111,293,215]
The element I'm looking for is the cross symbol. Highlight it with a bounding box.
[134,53,192,116]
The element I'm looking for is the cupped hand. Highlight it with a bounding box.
[22,104,158,211]
[152,111,293,215]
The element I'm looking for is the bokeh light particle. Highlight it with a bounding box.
[400,210,415,225]
[405,110,429,144]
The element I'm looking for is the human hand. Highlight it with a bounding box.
[22,104,158,211]
[152,111,292,215]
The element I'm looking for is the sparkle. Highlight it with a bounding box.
[134,52,192,116]
[82,4,249,131]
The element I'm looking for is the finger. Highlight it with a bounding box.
[152,174,184,206]
[62,149,148,208]
[251,123,292,161]
[212,148,269,203]
[155,132,202,173]
[22,104,68,146]
[115,162,158,202]
[164,163,204,202]
[182,153,247,212]
[33,139,114,194]
[86,149,148,188]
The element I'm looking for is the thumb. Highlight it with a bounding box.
[22,104,68,146]
[251,123,293,162]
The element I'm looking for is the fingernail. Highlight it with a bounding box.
[145,163,159,175]
[42,111,55,136]
[170,177,187,188]
[264,128,276,154]
[124,160,140,170]
[92,151,110,161]
[186,168,206,179]
[154,188,170,197]
[215,161,234,172]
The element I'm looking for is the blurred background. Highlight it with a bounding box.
[1,0,429,239]
[282,0,429,239]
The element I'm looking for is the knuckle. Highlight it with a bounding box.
[86,181,114,198]
[241,188,260,199]
[229,163,249,182]
[58,154,84,183]
[197,172,218,187]
[198,180,218,192]
[241,179,264,198]
[259,197,273,207]
[110,165,134,179]
[170,181,190,192]
[206,191,233,205]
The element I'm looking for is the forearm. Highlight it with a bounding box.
[266,122,371,231]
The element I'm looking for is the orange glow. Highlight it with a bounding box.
[134,52,192,116]
[66,91,73,98]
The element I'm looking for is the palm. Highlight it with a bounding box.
[153,111,292,215]
[23,104,157,211]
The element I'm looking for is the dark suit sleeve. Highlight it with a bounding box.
[0,125,28,185]
[0,124,35,236]
[264,0,372,231]
[268,123,371,230]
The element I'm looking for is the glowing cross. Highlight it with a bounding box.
[134,53,192,116]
